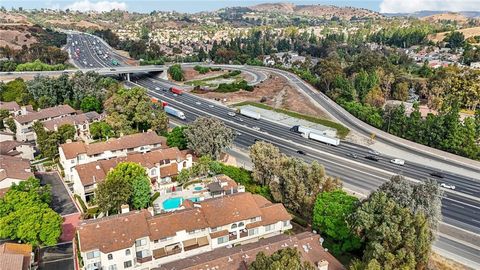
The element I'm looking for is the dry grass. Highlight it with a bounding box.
[429,26,480,42]
[421,13,469,23]
[429,252,472,270]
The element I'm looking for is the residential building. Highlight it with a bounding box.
[42,111,103,140]
[71,147,192,203]
[207,174,245,198]
[59,131,167,181]
[0,131,15,142]
[158,231,344,270]
[0,155,33,189]
[0,140,35,160]
[12,104,76,141]
[0,243,34,270]
[0,101,33,116]
[471,62,480,69]
[76,192,292,270]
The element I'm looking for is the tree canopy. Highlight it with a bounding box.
[249,247,315,270]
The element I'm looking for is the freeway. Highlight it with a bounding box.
[67,32,480,268]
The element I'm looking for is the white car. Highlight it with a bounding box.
[155,87,160,91]
[390,159,405,165]
[236,131,242,136]
[208,105,214,108]
[195,101,201,105]
[252,126,260,131]
[228,112,236,117]
[173,94,178,97]
[440,183,455,190]
[368,150,381,156]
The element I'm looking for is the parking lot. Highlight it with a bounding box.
[36,172,78,216]
[38,242,74,270]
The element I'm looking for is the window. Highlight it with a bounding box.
[86,250,100,259]
[124,260,132,268]
[248,228,259,236]
[125,249,130,256]
[211,227,218,232]
[150,168,157,176]
[136,250,151,258]
[217,236,228,245]
[160,237,173,242]
[135,238,147,247]
[250,217,259,222]
[265,224,275,232]
[71,160,75,164]
[108,254,113,260]
[231,224,237,229]
[154,240,159,244]
[283,220,290,227]
[108,265,117,270]
[238,222,244,227]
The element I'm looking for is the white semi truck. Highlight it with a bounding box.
[164,106,186,120]
[291,125,340,146]
[238,108,261,120]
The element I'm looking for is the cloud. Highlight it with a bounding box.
[65,0,127,12]
[380,0,480,13]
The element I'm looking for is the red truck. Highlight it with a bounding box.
[169,87,183,95]
[150,97,168,107]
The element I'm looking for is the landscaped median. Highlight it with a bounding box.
[232,101,350,139]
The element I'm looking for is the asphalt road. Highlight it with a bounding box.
[36,172,78,216]
[66,32,480,268]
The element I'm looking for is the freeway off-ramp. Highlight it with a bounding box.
[6,32,478,268]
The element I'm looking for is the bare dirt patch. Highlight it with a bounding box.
[429,252,470,270]
[192,72,332,120]
[183,67,227,81]
[0,27,37,50]
[45,19,103,30]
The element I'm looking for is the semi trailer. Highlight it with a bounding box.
[164,106,186,120]
[238,108,261,120]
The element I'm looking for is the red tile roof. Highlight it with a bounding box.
[14,104,75,124]
[0,155,33,181]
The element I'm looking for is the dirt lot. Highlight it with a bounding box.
[183,67,227,81]
[191,72,332,120]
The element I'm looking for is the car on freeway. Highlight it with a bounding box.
[430,171,445,178]
[297,150,306,155]
[252,126,260,131]
[254,138,261,142]
[347,153,358,158]
[236,131,242,136]
[209,105,214,108]
[368,150,381,156]
[365,155,380,161]
[110,68,116,71]
[155,87,160,91]
[173,94,178,97]
[440,183,455,190]
[228,112,236,117]
[237,118,244,122]
[390,159,405,165]
[195,101,201,105]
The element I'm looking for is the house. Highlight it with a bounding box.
[59,131,167,181]
[0,140,35,160]
[0,243,34,270]
[0,131,15,142]
[158,232,344,270]
[71,147,192,203]
[76,192,292,270]
[0,101,33,116]
[42,111,103,140]
[12,104,76,141]
[471,62,480,69]
[207,174,245,197]
[0,155,33,189]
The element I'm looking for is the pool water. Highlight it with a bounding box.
[162,197,183,210]
[194,186,203,191]
[189,197,201,203]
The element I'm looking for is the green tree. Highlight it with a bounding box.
[166,126,188,150]
[0,109,10,130]
[168,64,185,81]
[249,141,284,186]
[57,124,76,143]
[5,117,16,134]
[184,117,235,159]
[312,189,361,254]
[249,247,315,270]
[177,169,191,184]
[131,177,151,210]
[350,192,432,270]
[89,121,113,140]
[80,96,102,113]
[0,177,62,246]
[312,56,343,92]
[444,31,465,49]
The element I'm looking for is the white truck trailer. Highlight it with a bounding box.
[164,106,186,120]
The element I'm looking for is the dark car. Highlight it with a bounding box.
[365,155,379,161]
[297,150,306,155]
[347,153,358,159]
[430,171,445,178]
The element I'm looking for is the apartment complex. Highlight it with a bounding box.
[13,104,76,141]
[0,101,34,116]
[77,192,292,270]
[42,111,103,140]
[0,155,33,189]
[0,243,34,270]
[71,147,193,203]
[59,131,167,181]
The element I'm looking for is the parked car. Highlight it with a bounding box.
[365,155,379,161]
[440,183,455,190]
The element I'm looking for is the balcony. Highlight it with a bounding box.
[153,244,182,259]
[183,236,209,251]
[239,230,248,238]
[228,232,238,241]
[136,256,153,263]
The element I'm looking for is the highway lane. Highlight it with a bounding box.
[68,31,480,267]
[131,76,480,235]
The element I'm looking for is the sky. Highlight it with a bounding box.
[1,0,479,14]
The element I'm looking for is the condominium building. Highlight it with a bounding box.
[59,131,167,181]
[0,155,33,189]
[0,101,34,116]
[42,111,103,140]
[71,147,193,203]
[12,104,76,141]
[76,192,292,270]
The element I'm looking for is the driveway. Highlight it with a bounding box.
[38,242,74,270]
[36,172,78,216]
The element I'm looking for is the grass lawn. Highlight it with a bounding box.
[233,101,350,138]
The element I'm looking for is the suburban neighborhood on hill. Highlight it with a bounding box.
[0,0,479,270]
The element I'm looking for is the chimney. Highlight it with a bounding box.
[147,207,154,216]
[317,260,329,270]
[121,204,130,214]
[66,139,73,143]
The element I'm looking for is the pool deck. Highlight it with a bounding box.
[153,183,211,213]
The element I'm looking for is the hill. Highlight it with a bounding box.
[249,3,383,20]
[421,12,470,23]
[429,26,480,42]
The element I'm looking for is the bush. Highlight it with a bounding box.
[168,64,184,81]
[15,59,65,71]
[194,65,211,74]
[216,80,253,92]
[74,194,87,213]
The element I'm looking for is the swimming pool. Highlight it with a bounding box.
[189,197,201,203]
[162,197,183,210]
[194,186,203,191]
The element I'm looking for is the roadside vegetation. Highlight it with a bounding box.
[15,59,66,71]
